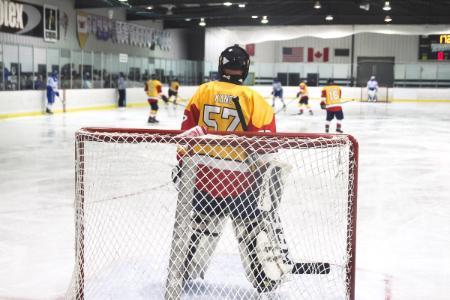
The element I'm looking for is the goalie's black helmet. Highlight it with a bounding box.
[218,44,250,84]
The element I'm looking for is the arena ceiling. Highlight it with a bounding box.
[74,0,450,28]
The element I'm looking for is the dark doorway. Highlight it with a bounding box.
[277,73,300,86]
[277,73,288,86]
[357,57,394,87]
[307,73,318,86]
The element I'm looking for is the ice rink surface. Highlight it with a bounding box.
[0,100,449,300]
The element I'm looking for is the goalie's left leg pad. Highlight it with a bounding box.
[232,217,293,293]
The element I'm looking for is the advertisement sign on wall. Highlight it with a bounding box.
[43,4,58,42]
[0,0,59,42]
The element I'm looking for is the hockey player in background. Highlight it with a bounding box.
[320,79,344,133]
[145,74,164,123]
[272,78,286,109]
[297,80,313,115]
[367,76,379,102]
[166,45,296,297]
[168,78,180,104]
[46,71,59,114]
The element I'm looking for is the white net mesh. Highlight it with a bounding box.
[66,128,358,300]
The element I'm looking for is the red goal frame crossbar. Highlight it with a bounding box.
[74,127,359,300]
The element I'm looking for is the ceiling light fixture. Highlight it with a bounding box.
[251,15,258,19]
[384,15,392,22]
[325,15,333,21]
[185,18,191,21]
[199,18,206,26]
[223,2,233,6]
[383,1,391,11]
[238,3,246,8]
[146,6,153,10]
[261,16,268,24]
[314,1,321,9]
[118,0,127,2]
[359,1,370,11]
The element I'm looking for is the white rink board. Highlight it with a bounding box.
[2,86,450,117]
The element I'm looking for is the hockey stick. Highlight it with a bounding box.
[61,95,66,113]
[325,99,355,107]
[55,94,66,113]
[339,99,356,104]
[173,102,186,108]
[232,96,248,131]
[274,98,297,115]
[292,262,331,275]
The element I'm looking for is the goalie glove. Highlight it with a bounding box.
[176,125,207,138]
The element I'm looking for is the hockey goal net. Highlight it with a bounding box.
[67,127,358,300]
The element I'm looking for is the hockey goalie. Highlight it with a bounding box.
[367,76,379,102]
[165,45,295,299]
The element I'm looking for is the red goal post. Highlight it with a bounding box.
[67,128,359,300]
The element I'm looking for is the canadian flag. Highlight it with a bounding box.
[307,48,329,62]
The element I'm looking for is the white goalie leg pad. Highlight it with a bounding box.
[256,229,293,280]
[254,159,292,212]
[233,217,293,293]
[165,159,197,300]
[231,158,294,292]
[183,213,228,282]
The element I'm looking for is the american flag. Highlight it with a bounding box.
[282,47,304,62]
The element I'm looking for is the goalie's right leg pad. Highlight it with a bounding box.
[183,212,227,282]
[182,189,229,283]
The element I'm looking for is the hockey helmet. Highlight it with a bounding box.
[218,44,250,84]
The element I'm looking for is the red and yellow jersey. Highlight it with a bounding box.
[145,79,162,98]
[299,82,308,96]
[321,85,342,112]
[169,81,180,91]
[182,80,275,133]
[181,80,276,199]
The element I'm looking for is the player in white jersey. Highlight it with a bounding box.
[272,79,286,109]
[367,76,379,102]
[46,71,59,114]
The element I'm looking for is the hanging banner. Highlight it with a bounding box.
[76,12,89,49]
[75,11,171,51]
